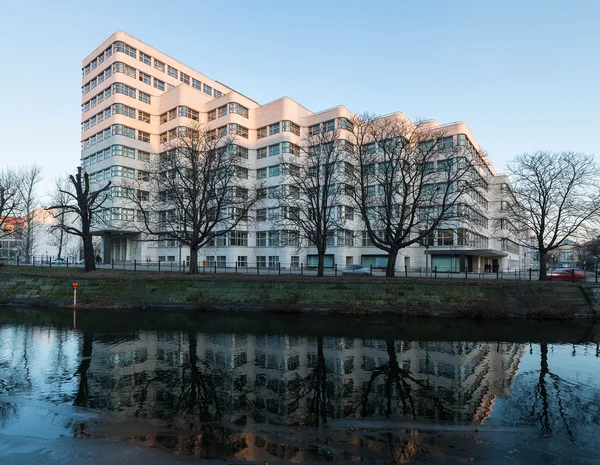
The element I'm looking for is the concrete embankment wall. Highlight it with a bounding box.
[0,272,597,319]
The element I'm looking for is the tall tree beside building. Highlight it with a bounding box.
[345,115,481,277]
[0,168,20,235]
[46,167,111,272]
[16,165,43,263]
[47,177,73,260]
[134,122,261,274]
[506,151,600,280]
[276,124,346,277]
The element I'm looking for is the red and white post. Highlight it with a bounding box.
[72,283,78,330]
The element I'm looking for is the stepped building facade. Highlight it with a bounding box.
[81,31,523,272]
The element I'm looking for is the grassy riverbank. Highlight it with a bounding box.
[0,268,598,319]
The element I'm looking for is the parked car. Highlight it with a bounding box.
[342,264,371,276]
[51,257,66,265]
[547,268,586,281]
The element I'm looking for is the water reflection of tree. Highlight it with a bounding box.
[358,341,447,420]
[73,330,94,406]
[295,336,331,426]
[507,343,600,438]
[175,331,223,420]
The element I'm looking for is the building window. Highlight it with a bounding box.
[154,59,165,72]
[139,71,151,85]
[269,122,280,135]
[207,109,216,121]
[282,142,300,155]
[236,166,249,179]
[323,120,335,132]
[256,256,266,268]
[237,256,247,267]
[191,77,201,90]
[229,102,249,118]
[138,131,150,143]
[179,106,199,121]
[203,83,212,95]
[437,229,454,246]
[134,91,150,105]
[282,120,300,135]
[231,145,249,159]
[113,83,136,98]
[153,78,165,91]
[167,65,178,79]
[257,127,267,139]
[256,233,267,247]
[138,111,151,123]
[337,229,354,246]
[113,62,136,78]
[268,165,280,177]
[229,231,248,246]
[257,168,267,179]
[256,208,267,221]
[338,117,353,130]
[268,256,279,268]
[139,51,151,65]
[111,165,135,178]
[180,72,190,85]
[218,105,228,117]
[257,147,267,159]
[136,151,150,163]
[214,89,223,97]
[229,124,248,138]
[268,144,280,157]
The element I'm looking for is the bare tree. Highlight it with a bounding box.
[134,122,261,274]
[276,125,346,277]
[506,151,600,280]
[47,178,72,259]
[15,165,43,262]
[346,114,481,277]
[46,167,111,272]
[0,168,20,236]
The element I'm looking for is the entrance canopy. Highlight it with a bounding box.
[425,249,507,257]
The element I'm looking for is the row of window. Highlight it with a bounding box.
[257,120,300,139]
[208,124,249,140]
[82,104,151,132]
[83,41,225,98]
[159,106,200,124]
[256,141,301,159]
[207,102,250,121]
[88,165,150,183]
[109,186,150,201]
[82,82,151,113]
[82,145,151,168]
[82,124,151,149]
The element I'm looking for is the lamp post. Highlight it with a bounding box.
[523,252,526,272]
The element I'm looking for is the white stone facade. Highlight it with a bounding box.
[81,31,523,272]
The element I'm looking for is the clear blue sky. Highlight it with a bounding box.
[0,0,598,197]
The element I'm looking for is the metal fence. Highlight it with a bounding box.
[1,256,599,283]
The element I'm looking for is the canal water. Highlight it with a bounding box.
[0,309,599,464]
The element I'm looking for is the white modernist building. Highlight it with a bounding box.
[81,31,523,272]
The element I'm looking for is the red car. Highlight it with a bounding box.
[547,268,586,281]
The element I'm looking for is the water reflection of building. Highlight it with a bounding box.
[82,332,524,460]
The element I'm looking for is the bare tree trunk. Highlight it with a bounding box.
[56,227,65,259]
[539,251,548,281]
[386,248,399,277]
[317,250,325,277]
[83,235,96,272]
[189,246,199,274]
